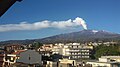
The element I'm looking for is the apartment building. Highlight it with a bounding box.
[51,43,93,60]
[52,43,63,54]
[63,43,93,60]
[37,44,53,56]
[4,44,24,53]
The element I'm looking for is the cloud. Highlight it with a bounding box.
[0,17,87,32]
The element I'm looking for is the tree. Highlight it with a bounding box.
[32,42,43,49]
[94,45,120,59]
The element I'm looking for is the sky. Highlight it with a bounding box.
[0,0,120,41]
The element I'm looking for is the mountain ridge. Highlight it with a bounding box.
[0,30,120,45]
[36,30,120,43]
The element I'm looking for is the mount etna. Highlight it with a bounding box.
[0,30,120,45]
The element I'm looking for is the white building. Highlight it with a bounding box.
[52,43,94,60]
[87,56,120,67]
[100,56,120,62]
[63,43,93,60]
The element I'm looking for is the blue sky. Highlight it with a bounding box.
[0,0,120,41]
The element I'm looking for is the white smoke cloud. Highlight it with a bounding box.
[0,17,87,32]
[73,17,87,30]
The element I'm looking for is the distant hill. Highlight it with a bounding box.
[0,30,120,45]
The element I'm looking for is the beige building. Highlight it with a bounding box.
[45,59,77,67]
[52,43,63,54]
[4,44,24,52]
[59,59,77,67]
[46,61,58,67]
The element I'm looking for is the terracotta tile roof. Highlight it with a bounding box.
[12,50,26,55]
[0,54,4,56]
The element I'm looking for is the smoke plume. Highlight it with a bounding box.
[0,17,87,32]
[73,17,87,30]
